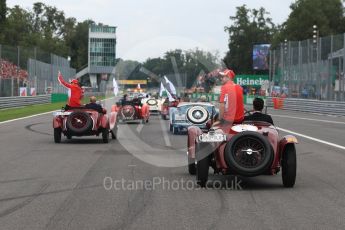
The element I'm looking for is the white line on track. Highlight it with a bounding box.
[0,111,57,125]
[136,124,144,133]
[272,114,345,125]
[159,118,171,147]
[277,127,345,151]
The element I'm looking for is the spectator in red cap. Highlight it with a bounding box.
[58,71,83,107]
[216,68,244,125]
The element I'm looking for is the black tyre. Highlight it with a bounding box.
[188,157,196,175]
[111,129,117,140]
[282,145,297,188]
[54,128,62,143]
[162,114,167,120]
[66,111,93,134]
[196,142,213,187]
[172,126,179,135]
[102,128,109,143]
[224,131,273,177]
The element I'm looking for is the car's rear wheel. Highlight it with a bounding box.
[196,142,212,187]
[54,128,61,143]
[102,128,109,143]
[66,111,93,134]
[162,114,167,120]
[224,131,273,177]
[282,145,297,188]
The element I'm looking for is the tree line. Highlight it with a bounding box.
[223,0,345,74]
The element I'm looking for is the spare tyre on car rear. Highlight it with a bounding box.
[121,105,136,119]
[186,106,209,124]
[147,99,157,106]
[224,131,273,177]
[66,111,93,134]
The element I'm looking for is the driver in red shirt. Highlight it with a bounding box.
[216,69,244,124]
[58,71,83,107]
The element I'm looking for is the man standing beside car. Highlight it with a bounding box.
[215,69,244,125]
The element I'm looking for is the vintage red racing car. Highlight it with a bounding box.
[53,107,118,143]
[187,115,298,188]
[113,101,150,124]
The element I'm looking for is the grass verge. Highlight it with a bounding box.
[0,96,108,122]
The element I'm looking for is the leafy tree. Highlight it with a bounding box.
[2,5,34,46]
[0,0,6,25]
[274,0,345,45]
[223,5,276,74]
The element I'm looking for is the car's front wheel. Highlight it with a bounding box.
[54,128,62,143]
[172,126,179,135]
[102,129,109,143]
[188,157,196,175]
[196,142,211,187]
[282,145,297,188]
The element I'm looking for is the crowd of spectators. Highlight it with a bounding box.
[0,59,28,80]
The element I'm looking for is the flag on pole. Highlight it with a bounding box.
[113,78,119,96]
[163,76,176,95]
[159,82,165,97]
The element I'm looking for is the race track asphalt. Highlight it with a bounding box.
[0,107,345,230]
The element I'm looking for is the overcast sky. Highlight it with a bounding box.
[8,0,293,62]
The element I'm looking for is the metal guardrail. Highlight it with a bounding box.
[267,97,345,116]
[0,92,112,110]
[0,95,51,109]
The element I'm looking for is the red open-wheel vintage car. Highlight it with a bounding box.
[112,101,150,124]
[187,114,298,188]
[53,107,118,143]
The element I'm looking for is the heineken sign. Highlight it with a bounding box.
[234,75,269,86]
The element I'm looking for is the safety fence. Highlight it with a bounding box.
[0,44,76,97]
[269,33,345,102]
[0,95,51,109]
[267,97,345,116]
[0,92,111,109]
